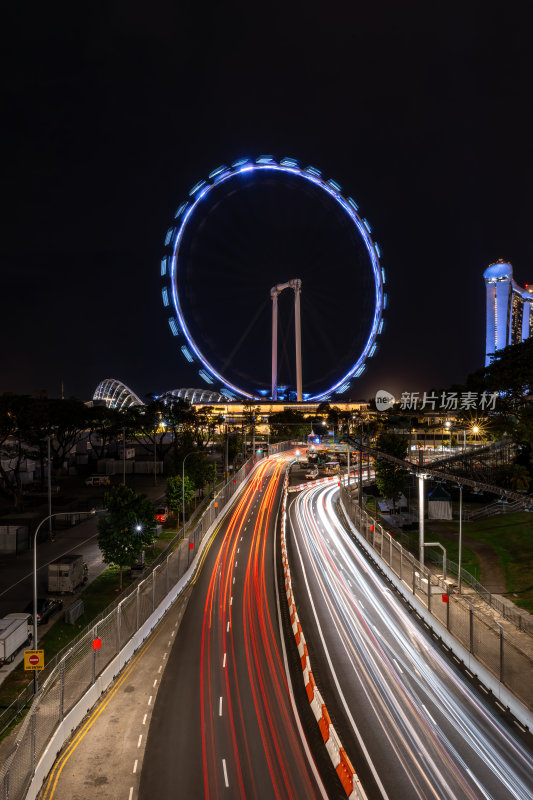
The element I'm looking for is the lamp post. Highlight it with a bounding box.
[32,509,96,693]
[458,484,463,593]
[47,436,52,540]
[224,418,229,483]
[346,443,350,488]
[122,427,126,485]
[182,451,196,538]
[418,472,427,566]
[444,420,451,454]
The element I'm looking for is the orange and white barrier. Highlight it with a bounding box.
[280,472,366,800]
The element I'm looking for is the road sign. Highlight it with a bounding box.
[24,649,44,671]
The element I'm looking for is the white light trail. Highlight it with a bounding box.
[289,483,533,800]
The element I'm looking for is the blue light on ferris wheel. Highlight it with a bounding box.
[163,156,385,401]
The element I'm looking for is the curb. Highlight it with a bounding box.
[280,474,367,800]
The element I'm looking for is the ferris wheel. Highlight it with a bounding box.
[160,156,386,401]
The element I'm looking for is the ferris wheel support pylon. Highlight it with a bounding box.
[163,156,385,400]
[271,278,302,401]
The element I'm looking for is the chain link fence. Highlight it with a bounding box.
[339,486,533,712]
[0,442,295,800]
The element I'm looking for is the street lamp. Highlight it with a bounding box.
[32,509,96,693]
[444,420,451,453]
[182,451,196,538]
[457,484,463,593]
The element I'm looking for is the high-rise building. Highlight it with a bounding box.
[484,261,533,366]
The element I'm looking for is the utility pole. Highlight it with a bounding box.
[225,420,229,482]
[458,484,463,593]
[122,427,126,485]
[47,437,52,540]
[418,473,426,566]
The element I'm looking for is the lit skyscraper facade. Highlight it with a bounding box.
[484,261,533,366]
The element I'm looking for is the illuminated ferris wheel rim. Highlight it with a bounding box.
[161,157,386,401]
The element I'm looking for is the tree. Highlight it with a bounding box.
[97,484,157,589]
[374,432,408,510]
[185,454,216,495]
[0,393,35,510]
[505,463,531,493]
[166,474,195,522]
[86,404,123,460]
[192,405,222,450]
[268,409,308,442]
[45,398,90,472]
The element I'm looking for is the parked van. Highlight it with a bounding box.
[85,475,110,487]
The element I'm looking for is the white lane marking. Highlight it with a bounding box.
[291,514,388,800]
[128,787,133,800]
[223,653,227,668]
[168,640,171,646]
[274,493,329,800]
[235,561,238,567]
[222,759,229,788]
[219,696,223,716]
[142,713,147,725]
[233,577,235,584]
[227,621,230,632]
[133,759,138,773]
[171,631,175,637]
[393,658,404,674]
[148,696,152,705]
[422,704,437,726]
[158,664,162,673]
[163,652,167,659]
[230,597,233,605]
[153,679,158,688]
[137,734,143,748]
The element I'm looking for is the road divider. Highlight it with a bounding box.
[279,473,367,800]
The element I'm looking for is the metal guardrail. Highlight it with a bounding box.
[0,442,296,800]
[338,486,533,712]
[378,511,533,635]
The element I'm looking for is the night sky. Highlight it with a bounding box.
[2,2,532,403]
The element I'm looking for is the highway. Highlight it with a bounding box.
[287,481,533,800]
[140,457,330,799]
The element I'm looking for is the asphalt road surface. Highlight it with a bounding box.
[140,457,329,800]
[287,481,533,800]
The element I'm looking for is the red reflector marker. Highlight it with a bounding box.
[442,594,449,603]
[93,638,102,650]
[189,542,194,550]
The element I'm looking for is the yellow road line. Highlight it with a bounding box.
[42,500,232,798]
[42,621,164,800]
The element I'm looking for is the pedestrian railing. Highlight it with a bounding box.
[338,486,533,713]
[0,441,296,800]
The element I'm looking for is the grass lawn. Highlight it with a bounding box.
[399,513,533,612]
[0,566,133,718]
[461,512,533,612]
[365,496,532,611]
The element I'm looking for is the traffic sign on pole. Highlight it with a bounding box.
[24,649,44,670]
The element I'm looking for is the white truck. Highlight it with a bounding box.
[48,554,87,594]
[0,613,31,665]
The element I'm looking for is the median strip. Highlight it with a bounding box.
[280,474,367,800]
